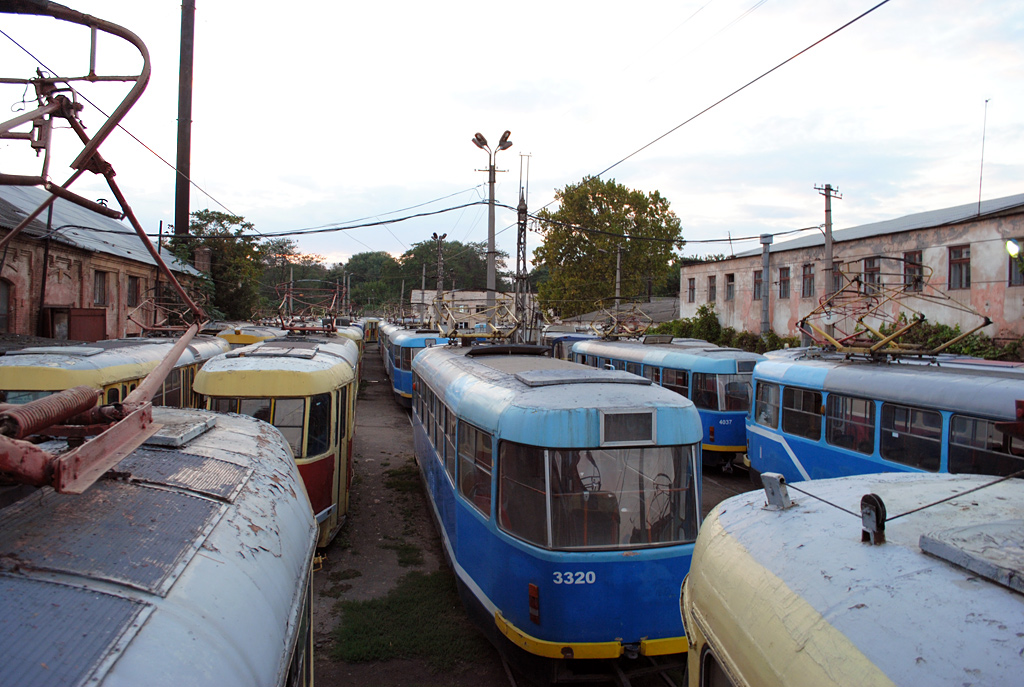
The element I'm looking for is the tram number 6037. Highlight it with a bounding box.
[553,571,596,585]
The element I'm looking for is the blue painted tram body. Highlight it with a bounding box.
[411,345,703,679]
[747,354,1024,484]
[571,339,764,470]
[387,329,450,407]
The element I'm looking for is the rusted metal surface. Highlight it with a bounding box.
[0,385,99,438]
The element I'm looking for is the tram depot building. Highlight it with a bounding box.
[0,185,202,341]
[678,193,1024,345]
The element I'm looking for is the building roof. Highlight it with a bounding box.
[735,192,1024,259]
[0,185,200,276]
[562,296,679,324]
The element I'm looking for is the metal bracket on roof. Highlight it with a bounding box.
[761,472,793,510]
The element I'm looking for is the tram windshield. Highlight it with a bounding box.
[498,442,699,550]
[692,373,753,412]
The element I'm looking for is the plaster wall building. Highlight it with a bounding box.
[678,194,1024,344]
[0,185,203,341]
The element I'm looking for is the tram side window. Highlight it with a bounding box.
[444,406,458,479]
[626,361,641,375]
[692,373,720,410]
[643,366,661,384]
[781,387,822,440]
[162,368,183,407]
[721,374,752,411]
[662,369,688,397]
[754,382,780,428]
[498,441,548,546]
[826,394,875,454]
[401,346,414,371]
[337,387,348,442]
[306,393,331,456]
[240,397,272,422]
[211,397,238,413]
[458,421,492,517]
[701,648,737,687]
[273,398,306,458]
[948,415,1024,477]
[879,403,941,471]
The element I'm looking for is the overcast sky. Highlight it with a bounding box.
[2,0,1022,272]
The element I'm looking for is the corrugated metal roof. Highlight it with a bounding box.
[0,185,200,276]
[735,192,1024,258]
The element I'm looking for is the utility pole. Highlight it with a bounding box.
[432,232,446,329]
[760,234,772,335]
[615,244,622,316]
[815,183,842,338]
[173,0,195,238]
[515,188,528,343]
[472,131,512,326]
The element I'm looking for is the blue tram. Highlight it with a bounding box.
[386,329,450,407]
[571,338,764,470]
[747,353,1024,484]
[411,345,703,682]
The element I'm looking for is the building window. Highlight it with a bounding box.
[707,275,716,303]
[1009,239,1024,287]
[725,273,735,301]
[127,276,141,307]
[831,260,844,294]
[778,267,790,299]
[863,257,880,294]
[752,270,762,301]
[687,278,695,303]
[93,270,108,306]
[904,251,923,292]
[948,245,970,290]
[801,264,815,298]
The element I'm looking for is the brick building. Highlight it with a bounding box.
[0,185,202,341]
[679,193,1024,344]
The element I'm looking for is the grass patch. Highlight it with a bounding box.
[330,569,491,670]
[384,461,421,494]
[330,568,363,582]
[380,539,424,567]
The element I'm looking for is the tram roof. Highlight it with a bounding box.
[194,338,357,396]
[753,357,1024,420]
[0,335,230,391]
[390,330,449,347]
[690,472,1024,686]
[413,347,702,447]
[0,408,316,686]
[572,339,766,371]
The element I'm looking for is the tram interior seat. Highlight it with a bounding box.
[564,492,620,547]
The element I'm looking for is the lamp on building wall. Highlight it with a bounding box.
[1007,239,1020,258]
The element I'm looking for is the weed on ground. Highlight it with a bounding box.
[330,569,492,671]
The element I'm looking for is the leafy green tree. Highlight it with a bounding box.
[168,209,266,321]
[327,251,403,312]
[534,177,683,318]
[398,239,509,293]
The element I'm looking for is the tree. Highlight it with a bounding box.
[328,251,403,312]
[534,177,683,318]
[397,239,509,293]
[168,209,267,321]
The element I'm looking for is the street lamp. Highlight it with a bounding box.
[1007,239,1021,258]
[472,130,512,321]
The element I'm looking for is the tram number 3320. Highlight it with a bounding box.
[553,571,596,585]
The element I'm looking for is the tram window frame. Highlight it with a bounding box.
[337,386,348,443]
[700,646,737,687]
[273,398,306,458]
[879,402,941,471]
[458,421,493,518]
[662,368,688,397]
[306,393,332,457]
[643,366,661,384]
[444,404,458,480]
[692,373,720,411]
[497,441,548,547]
[162,368,183,407]
[754,381,780,428]
[626,361,641,375]
[211,397,237,413]
[781,386,822,440]
[948,414,1024,476]
[825,394,875,454]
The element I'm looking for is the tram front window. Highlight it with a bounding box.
[498,441,699,550]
